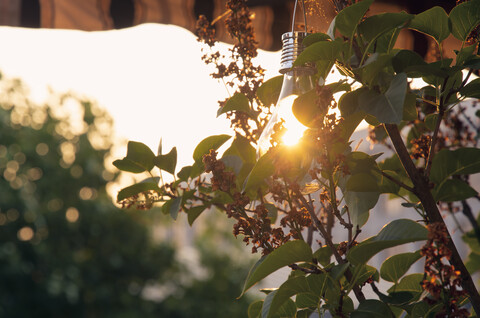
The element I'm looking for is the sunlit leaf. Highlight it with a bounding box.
[240,240,313,296]
[154,146,177,174]
[117,182,160,202]
[460,78,480,98]
[192,134,231,162]
[217,93,251,117]
[257,75,283,108]
[243,152,275,197]
[113,141,156,173]
[294,40,344,66]
[335,0,374,39]
[347,219,428,264]
[303,33,330,46]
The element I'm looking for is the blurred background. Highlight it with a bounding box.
[0,0,477,317]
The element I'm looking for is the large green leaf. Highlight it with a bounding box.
[346,173,379,192]
[117,181,160,202]
[392,50,426,74]
[344,191,379,229]
[387,273,424,293]
[262,275,325,318]
[154,146,177,174]
[380,251,423,283]
[303,33,330,46]
[335,0,374,39]
[409,6,450,44]
[430,148,480,184]
[294,40,344,66]
[347,219,428,264]
[351,299,392,318]
[113,141,156,173]
[460,78,480,98]
[217,93,251,117]
[450,0,480,41]
[192,134,231,162]
[240,240,313,296]
[359,73,407,124]
[434,178,478,202]
[358,12,412,51]
[187,205,207,226]
[257,76,283,107]
[292,89,325,128]
[262,292,297,318]
[248,300,263,318]
[162,196,182,220]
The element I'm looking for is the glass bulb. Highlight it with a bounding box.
[257,68,316,157]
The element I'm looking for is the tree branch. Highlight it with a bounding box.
[384,124,480,314]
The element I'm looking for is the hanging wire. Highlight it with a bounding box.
[291,0,308,33]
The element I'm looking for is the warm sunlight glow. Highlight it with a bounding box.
[278,95,308,146]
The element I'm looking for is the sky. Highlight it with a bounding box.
[0,23,281,188]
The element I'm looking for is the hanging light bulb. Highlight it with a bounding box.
[257,1,316,157]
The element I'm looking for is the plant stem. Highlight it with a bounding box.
[296,193,366,302]
[384,124,480,314]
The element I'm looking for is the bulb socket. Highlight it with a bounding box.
[279,31,315,74]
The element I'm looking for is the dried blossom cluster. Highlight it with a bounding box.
[195,0,267,142]
[119,190,160,210]
[411,135,432,160]
[202,149,290,255]
[420,222,469,317]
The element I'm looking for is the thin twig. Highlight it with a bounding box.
[374,168,415,193]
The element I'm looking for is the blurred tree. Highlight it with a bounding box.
[0,74,255,317]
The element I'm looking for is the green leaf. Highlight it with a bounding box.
[294,40,344,66]
[339,111,366,141]
[387,273,424,293]
[380,251,422,283]
[424,113,438,131]
[347,173,379,192]
[154,146,177,174]
[313,246,332,267]
[402,93,417,121]
[113,141,156,173]
[351,299,392,318]
[292,89,325,128]
[248,300,263,318]
[243,152,275,197]
[456,45,477,66]
[434,178,478,202]
[240,240,313,296]
[177,165,192,180]
[192,134,231,162]
[430,148,480,184]
[187,205,207,226]
[409,6,450,44]
[460,78,480,98]
[303,33,330,46]
[163,196,182,220]
[357,53,393,86]
[295,293,319,309]
[376,170,401,194]
[344,191,379,229]
[335,0,374,39]
[450,0,480,41]
[359,12,412,50]
[217,93,251,117]
[262,292,297,318]
[359,73,407,124]
[392,50,427,74]
[117,182,160,202]
[347,219,428,264]
[257,76,283,107]
[263,275,322,318]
